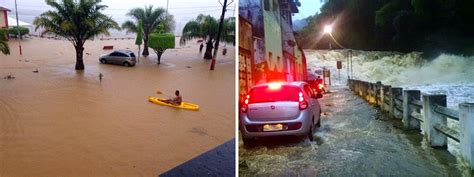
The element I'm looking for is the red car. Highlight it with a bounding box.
[306,79,325,94]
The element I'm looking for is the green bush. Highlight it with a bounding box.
[148,33,175,49]
[0,29,7,40]
[147,33,175,64]
[8,26,29,36]
[0,28,9,55]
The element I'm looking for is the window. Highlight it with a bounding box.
[249,85,300,103]
[111,52,128,57]
[130,53,135,57]
[109,52,120,57]
[304,85,314,98]
[272,0,278,12]
[263,0,270,11]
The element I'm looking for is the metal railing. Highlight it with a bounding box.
[348,79,474,170]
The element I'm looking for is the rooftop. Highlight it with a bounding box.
[0,6,11,12]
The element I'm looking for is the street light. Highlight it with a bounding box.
[323,25,332,34]
[322,24,353,81]
[323,24,343,49]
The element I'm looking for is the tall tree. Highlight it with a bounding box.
[135,20,143,63]
[180,14,234,59]
[34,0,119,70]
[122,6,175,56]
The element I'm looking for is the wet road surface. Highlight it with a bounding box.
[239,86,461,176]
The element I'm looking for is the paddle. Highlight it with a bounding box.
[156,90,173,98]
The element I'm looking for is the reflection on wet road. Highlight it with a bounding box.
[239,86,461,176]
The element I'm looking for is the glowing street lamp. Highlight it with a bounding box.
[322,24,353,80]
[323,25,332,34]
[323,24,344,49]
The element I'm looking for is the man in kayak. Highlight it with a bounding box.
[164,90,182,105]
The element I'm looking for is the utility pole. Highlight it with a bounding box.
[166,0,169,16]
[210,0,233,70]
[14,0,22,55]
[346,50,349,79]
[349,49,353,79]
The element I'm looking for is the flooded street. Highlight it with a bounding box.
[0,38,235,177]
[239,86,461,176]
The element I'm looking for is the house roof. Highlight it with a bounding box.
[0,7,11,12]
[8,16,31,26]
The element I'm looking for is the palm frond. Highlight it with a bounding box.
[122,5,175,45]
[0,41,9,55]
[180,14,235,46]
[34,0,119,46]
[121,20,138,34]
[180,21,201,46]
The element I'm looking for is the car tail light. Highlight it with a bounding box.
[298,91,308,110]
[242,94,250,113]
[318,84,324,89]
[268,82,282,90]
[287,122,302,130]
[299,100,308,110]
[241,104,248,113]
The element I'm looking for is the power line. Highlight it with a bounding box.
[12,4,234,11]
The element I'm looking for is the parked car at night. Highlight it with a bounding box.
[99,49,137,67]
[239,81,322,146]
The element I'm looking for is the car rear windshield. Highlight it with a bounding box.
[248,85,301,103]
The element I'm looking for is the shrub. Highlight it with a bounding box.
[8,26,29,37]
[148,33,175,49]
[148,33,175,64]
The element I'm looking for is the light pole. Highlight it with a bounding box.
[323,24,353,81]
[210,0,233,70]
[349,49,353,79]
[323,24,344,49]
[14,0,22,56]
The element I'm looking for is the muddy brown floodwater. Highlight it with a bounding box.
[0,37,235,177]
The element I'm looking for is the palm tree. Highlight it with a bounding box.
[221,17,235,46]
[180,14,234,59]
[122,6,174,56]
[34,0,119,70]
[0,29,9,55]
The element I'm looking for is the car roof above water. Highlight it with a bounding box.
[114,49,134,54]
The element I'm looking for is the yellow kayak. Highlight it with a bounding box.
[148,97,199,111]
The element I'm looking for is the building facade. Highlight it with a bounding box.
[0,7,10,29]
[239,0,308,99]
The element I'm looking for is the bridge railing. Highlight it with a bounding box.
[348,79,474,170]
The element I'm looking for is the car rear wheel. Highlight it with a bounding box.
[123,62,130,67]
[316,112,321,128]
[100,59,107,64]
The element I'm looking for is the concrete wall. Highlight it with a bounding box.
[0,11,7,28]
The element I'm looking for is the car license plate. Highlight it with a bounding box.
[263,124,283,132]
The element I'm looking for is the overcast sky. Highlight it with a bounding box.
[0,0,236,34]
[293,0,324,20]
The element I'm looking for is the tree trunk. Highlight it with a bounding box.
[142,35,149,56]
[75,45,85,70]
[154,49,165,64]
[203,39,213,59]
[157,52,163,64]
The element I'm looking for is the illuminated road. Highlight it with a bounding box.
[239,86,461,176]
